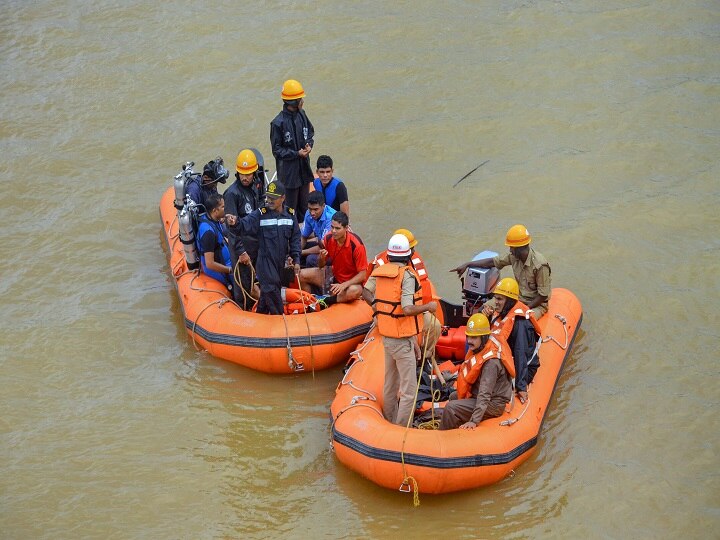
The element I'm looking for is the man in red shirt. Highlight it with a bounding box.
[299,211,366,306]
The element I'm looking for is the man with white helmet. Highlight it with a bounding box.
[362,234,439,427]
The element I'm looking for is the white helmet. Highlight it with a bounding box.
[387,233,411,257]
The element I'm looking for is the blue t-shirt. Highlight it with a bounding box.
[301,205,336,242]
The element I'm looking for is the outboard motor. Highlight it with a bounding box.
[178,199,200,271]
[462,250,500,316]
[174,161,196,210]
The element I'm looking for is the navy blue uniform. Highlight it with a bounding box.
[233,206,301,315]
[224,178,264,309]
[270,105,314,218]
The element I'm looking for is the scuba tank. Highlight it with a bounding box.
[178,202,200,271]
[174,161,195,210]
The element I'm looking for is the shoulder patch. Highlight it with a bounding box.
[260,207,267,214]
[287,207,295,215]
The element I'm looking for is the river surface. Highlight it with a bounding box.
[1,1,718,538]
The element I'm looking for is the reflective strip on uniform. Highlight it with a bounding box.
[462,366,469,377]
[412,257,421,264]
[482,350,493,359]
[376,258,385,266]
[417,268,427,276]
[260,218,294,227]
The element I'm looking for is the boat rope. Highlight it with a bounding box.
[542,313,569,350]
[281,311,303,372]
[189,273,231,297]
[398,334,431,506]
[295,269,316,380]
[190,296,234,351]
[232,258,259,311]
[500,391,530,427]
[329,401,384,451]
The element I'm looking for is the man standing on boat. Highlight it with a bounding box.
[226,181,301,315]
[450,224,551,318]
[363,234,438,427]
[224,149,264,310]
[439,313,514,430]
[270,79,314,222]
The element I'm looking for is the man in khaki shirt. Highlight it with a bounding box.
[450,224,551,318]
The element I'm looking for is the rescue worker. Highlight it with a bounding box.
[224,149,264,309]
[362,234,438,427]
[226,181,301,315]
[196,192,232,289]
[369,228,431,303]
[187,158,229,212]
[485,278,542,405]
[368,228,440,374]
[450,224,551,318]
[313,155,350,216]
[270,79,314,221]
[439,313,514,430]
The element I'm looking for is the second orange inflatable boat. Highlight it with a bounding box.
[330,287,582,493]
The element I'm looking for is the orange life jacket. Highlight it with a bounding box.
[369,250,432,303]
[490,300,542,343]
[371,263,424,339]
[456,335,515,399]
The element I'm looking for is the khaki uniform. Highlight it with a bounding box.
[492,248,551,318]
[365,268,440,427]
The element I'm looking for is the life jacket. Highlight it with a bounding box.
[456,335,515,399]
[371,264,424,339]
[490,300,542,343]
[196,214,232,286]
[368,250,432,303]
[313,177,340,208]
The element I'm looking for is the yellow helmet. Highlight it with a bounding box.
[465,313,490,337]
[281,79,305,100]
[393,228,417,248]
[494,277,519,300]
[236,149,258,175]
[505,224,531,247]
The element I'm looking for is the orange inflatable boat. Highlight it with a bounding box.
[159,186,373,374]
[330,286,582,493]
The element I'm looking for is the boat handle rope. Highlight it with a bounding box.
[281,311,304,372]
[542,314,569,350]
[398,334,432,507]
[295,269,316,380]
[190,296,233,351]
[500,393,530,427]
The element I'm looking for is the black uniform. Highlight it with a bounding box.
[270,105,314,219]
[233,206,301,315]
[224,178,264,309]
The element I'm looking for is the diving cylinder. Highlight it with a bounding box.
[173,173,187,210]
[178,206,200,270]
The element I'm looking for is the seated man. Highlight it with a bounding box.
[313,154,350,216]
[450,224,551,319]
[187,157,229,212]
[196,192,232,290]
[440,313,514,430]
[299,212,365,306]
[485,278,541,405]
[300,190,336,267]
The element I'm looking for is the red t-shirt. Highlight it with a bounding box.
[323,231,367,284]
